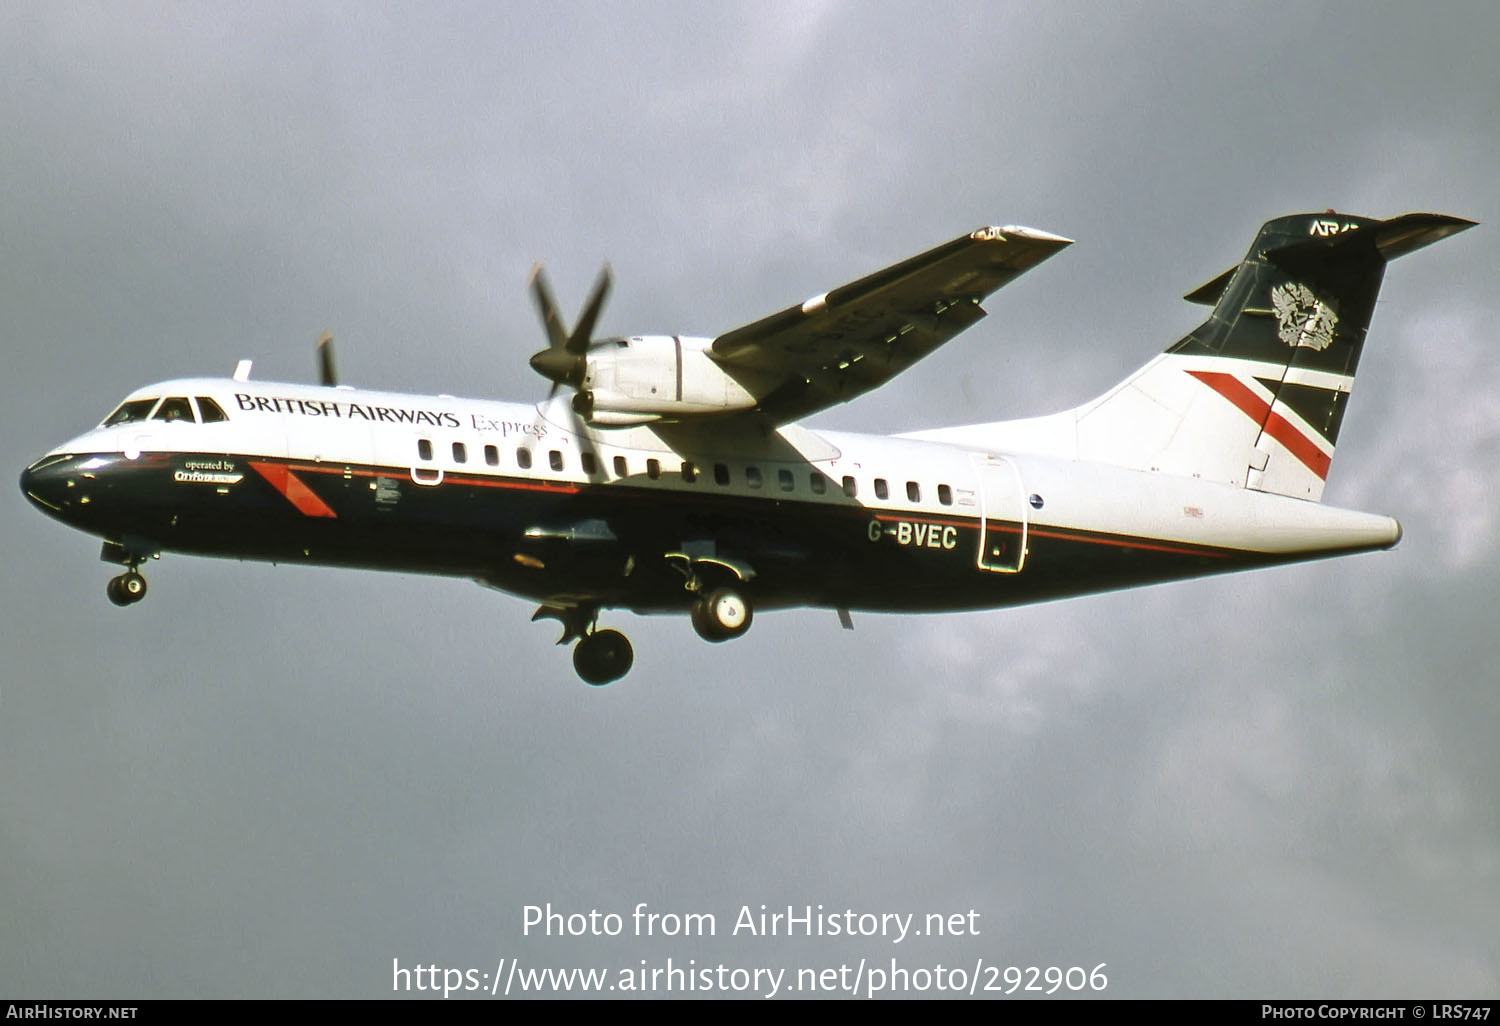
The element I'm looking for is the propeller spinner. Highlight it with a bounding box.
[528,264,611,398]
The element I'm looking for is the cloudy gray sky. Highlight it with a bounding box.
[3,1,1496,1000]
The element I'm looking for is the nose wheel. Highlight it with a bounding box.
[573,628,634,686]
[106,570,148,607]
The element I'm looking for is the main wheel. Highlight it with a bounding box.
[573,629,634,686]
[106,576,130,606]
[120,571,147,603]
[691,587,753,642]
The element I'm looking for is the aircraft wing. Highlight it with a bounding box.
[709,225,1072,424]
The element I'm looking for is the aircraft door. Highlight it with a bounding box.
[409,441,443,486]
[973,454,1027,573]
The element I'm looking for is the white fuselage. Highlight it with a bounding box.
[35,375,1402,591]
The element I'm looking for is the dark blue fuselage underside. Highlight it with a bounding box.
[22,450,1341,615]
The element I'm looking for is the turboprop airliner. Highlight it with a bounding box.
[20,212,1473,684]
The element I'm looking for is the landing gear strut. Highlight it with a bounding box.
[691,586,753,643]
[106,569,148,607]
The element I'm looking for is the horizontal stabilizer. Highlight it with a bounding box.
[1266,212,1476,271]
[1186,213,1475,306]
[1184,266,1237,306]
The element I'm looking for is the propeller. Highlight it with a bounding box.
[528,264,611,398]
[316,331,338,387]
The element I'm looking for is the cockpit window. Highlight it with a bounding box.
[195,397,228,423]
[102,398,159,427]
[152,397,194,422]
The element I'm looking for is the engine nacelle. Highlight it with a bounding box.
[576,336,768,424]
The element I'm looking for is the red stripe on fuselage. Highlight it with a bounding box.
[1186,370,1331,480]
[249,461,338,518]
[291,462,580,495]
[874,513,1228,558]
[251,456,1234,559]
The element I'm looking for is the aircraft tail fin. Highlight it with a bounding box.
[1066,211,1474,500]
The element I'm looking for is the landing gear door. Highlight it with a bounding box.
[973,454,1027,573]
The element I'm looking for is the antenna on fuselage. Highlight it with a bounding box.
[316,332,338,387]
[233,359,253,382]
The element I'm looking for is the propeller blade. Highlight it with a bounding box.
[568,264,612,354]
[316,332,337,386]
[527,262,611,394]
[528,265,570,353]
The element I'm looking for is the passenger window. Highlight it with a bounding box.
[153,397,194,422]
[938,483,953,506]
[778,468,794,492]
[842,475,857,498]
[516,448,532,470]
[103,398,159,427]
[681,461,697,483]
[417,439,433,461]
[452,442,467,463]
[549,450,564,472]
[907,481,920,502]
[613,455,628,477]
[714,462,730,486]
[484,445,499,466]
[810,474,826,495]
[649,459,663,480]
[581,452,597,475]
[874,478,888,500]
[746,466,762,488]
[195,397,228,423]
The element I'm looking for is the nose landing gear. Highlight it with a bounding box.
[101,541,155,608]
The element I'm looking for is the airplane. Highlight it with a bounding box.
[20,211,1474,685]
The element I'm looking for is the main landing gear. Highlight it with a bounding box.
[690,587,753,643]
[665,552,755,646]
[567,587,752,684]
[533,577,756,687]
[534,604,635,687]
[573,629,634,686]
[106,569,148,607]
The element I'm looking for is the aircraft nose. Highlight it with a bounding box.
[19,453,75,515]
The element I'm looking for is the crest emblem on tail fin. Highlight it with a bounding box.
[1271,282,1338,351]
